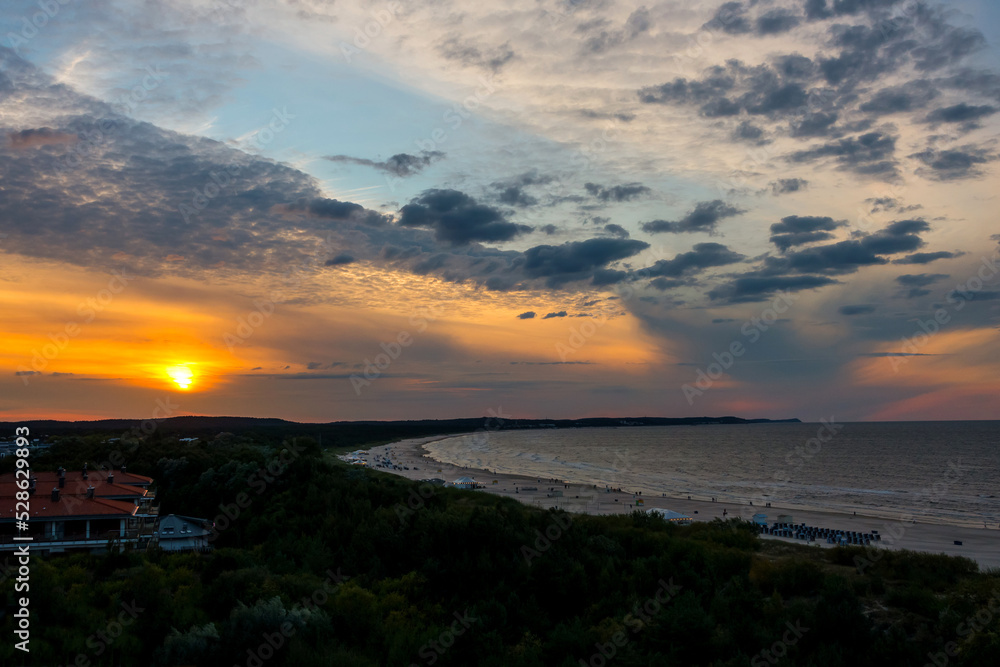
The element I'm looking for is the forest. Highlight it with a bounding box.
[2,429,998,666]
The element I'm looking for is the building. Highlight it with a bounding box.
[646,508,694,524]
[0,464,158,555]
[155,514,213,551]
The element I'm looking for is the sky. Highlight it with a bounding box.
[1,0,998,423]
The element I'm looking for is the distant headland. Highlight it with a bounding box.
[0,415,800,449]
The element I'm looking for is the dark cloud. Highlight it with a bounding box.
[639,61,809,119]
[790,112,839,138]
[892,251,962,265]
[896,272,948,299]
[858,81,939,116]
[774,54,816,80]
[896,273,948,285]
[769,215,845,251]
[579,109,636,123]
[517,311,536,320]
[839,304,875,315]
[704,3,800,36]
[490,171,556,208]
[592,269,628,286]
[644,242,745,278]
[762,219,928,275]
[438,37,514,72]
[603,224,630,238]
[756,9,801,35]
[806,0,908,20]
[640,200,744,234]
[541,224,559,235]
[911,25,985,72]
[522,238,649,287]
[412,253,451,275]
[923,103,997,125]
[648,277,688,291]
[289,198,390,226]
[495,186,538,207]
[641,1,993,166]
[965,291,1000,301]
[325,253,355,266]
[769,178,809,195]
[704,2,752,35]
[865,197,922,214]
[584,182,650,202]
[734,120,766,143]
[788,131,898,179]
[909,145,997,181]
[398,189,532,245]
[709,274,839,302]
[542,311,568,319]
[323,150,444,177]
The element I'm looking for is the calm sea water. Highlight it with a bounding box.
[424,422,1000,528]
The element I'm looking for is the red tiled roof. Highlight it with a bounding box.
[0,480,147,499]
[24,470,153,486]
[0,495,138,519]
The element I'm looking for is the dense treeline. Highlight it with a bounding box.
[0,413,798,452]
[2,433,998,666]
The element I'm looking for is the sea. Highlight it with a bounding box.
[424,421,1000,528]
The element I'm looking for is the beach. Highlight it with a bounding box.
[348,435,1000,570]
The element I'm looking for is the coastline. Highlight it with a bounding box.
[349,434,1000,570]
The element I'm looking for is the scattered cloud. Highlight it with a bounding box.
[398,189,533,245]
[769,215,846,251]
[326,254,355,266]
[769,178,808,195]
[923,103,997,125]
[324,151,444,177]
[892,251,963,265]
[603,223,630,238]
[522,238,649,287]
[584,182,650,202]
[839,304,875,316]
[640,200,744,234]
[644,242,745,278]
[438,37,514,73]
[789,131,898,179]
[709,274,839,303]
[909,145,998,181]
[895,272,949,299]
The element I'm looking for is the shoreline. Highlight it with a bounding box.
[345,434,1000,570]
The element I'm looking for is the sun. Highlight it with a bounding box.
[165,365,195,390]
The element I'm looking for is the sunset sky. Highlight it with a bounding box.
[1,0,998,422]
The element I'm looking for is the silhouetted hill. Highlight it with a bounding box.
[1,415,800,449]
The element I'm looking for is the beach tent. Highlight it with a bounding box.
[452,476,477,489]
[752,513,768,525]
[646,508,693,524]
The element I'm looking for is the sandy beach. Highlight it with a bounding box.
[344,434,1000,570]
